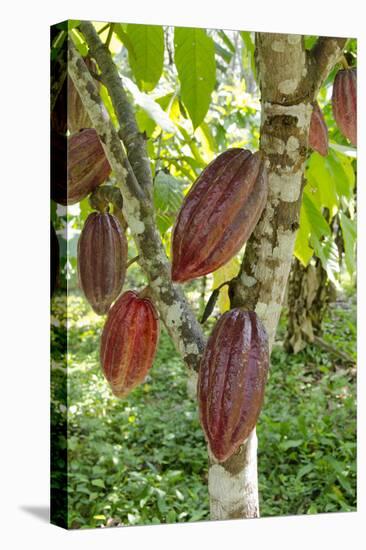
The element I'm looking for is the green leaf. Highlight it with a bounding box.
[153,172,184,235]
[294,202,314,266]
[307,153,339,215]
[339,212,356,276]
[304,35,318,50]
[91,479,105,488]
[280,439,303,450]
[174,27,216,129]
[217,30,235,53]
[240,31,256,80]
[126,24,164,92]
[302,192,339,282]
[214,42,233,64]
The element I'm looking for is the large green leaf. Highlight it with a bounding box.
[174,28,216,129]
[307,149,355,213]
[240,31,256,80]
[339,212,356,276]
[125,24,164,92]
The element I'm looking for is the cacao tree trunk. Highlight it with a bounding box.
[209,33,346,520]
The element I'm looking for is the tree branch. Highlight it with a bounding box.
[79,21,153,199]
[68,31,206,373]
[309,36,348,97]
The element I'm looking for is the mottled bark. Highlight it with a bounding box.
[211,32,346,521]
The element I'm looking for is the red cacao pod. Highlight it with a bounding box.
[332,67,357,146]
[51,128,111,205]
[171,149,268,283]
[100,291,160,397]
[77,212,127,315]
[309,102,328,156]
[198,309,269,462]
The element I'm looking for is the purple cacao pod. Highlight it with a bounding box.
[198,309,269,462]
[309,102,328,156]
[171,149,268,283]
[77,212,127,315]
[332,67,357,146]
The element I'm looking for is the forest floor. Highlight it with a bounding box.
[50,287,356,529]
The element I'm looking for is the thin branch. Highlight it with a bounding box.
[70,26,206,372]
[105,23,115,50]
[309,36,348,96]
[79,21,153,199]
[68,39,144,204]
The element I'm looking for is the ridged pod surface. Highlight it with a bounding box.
[51,128,111,205]
[77,213,127,315]
[198,309,269,462]
[309,102,328,156]
[171,149,268,282]
[100,291,160,398]
[332,68,357,146]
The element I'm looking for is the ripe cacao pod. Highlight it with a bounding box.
[51,128,111,205]
[77,212,127,315]
[332,67,357,146]
[171,149,268,283]
[198,309,269,462]
[309,102,328,156]
[100,291,160,397]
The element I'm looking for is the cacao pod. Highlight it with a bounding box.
[171,149,268,283]
[51,128,111,205]
[332,67,357,146]
[51,222,60,297]
[100,291,160,397]
[198,309,269,462]
[309,102,328,156]
[77,212,127,315]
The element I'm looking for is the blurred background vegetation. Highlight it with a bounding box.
[51,22,357,528]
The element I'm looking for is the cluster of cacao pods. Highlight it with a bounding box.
[171,148,268,283]
[51,56,111,206]
[170,146,270,461]
[309,65,357,156]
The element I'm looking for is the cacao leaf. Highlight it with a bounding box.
[126,24,165,92]
[174,27,216,129]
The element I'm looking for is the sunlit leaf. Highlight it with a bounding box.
[125,24,165,92]
[174,27,216,129]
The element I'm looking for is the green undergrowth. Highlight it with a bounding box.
[50,291,356,528]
